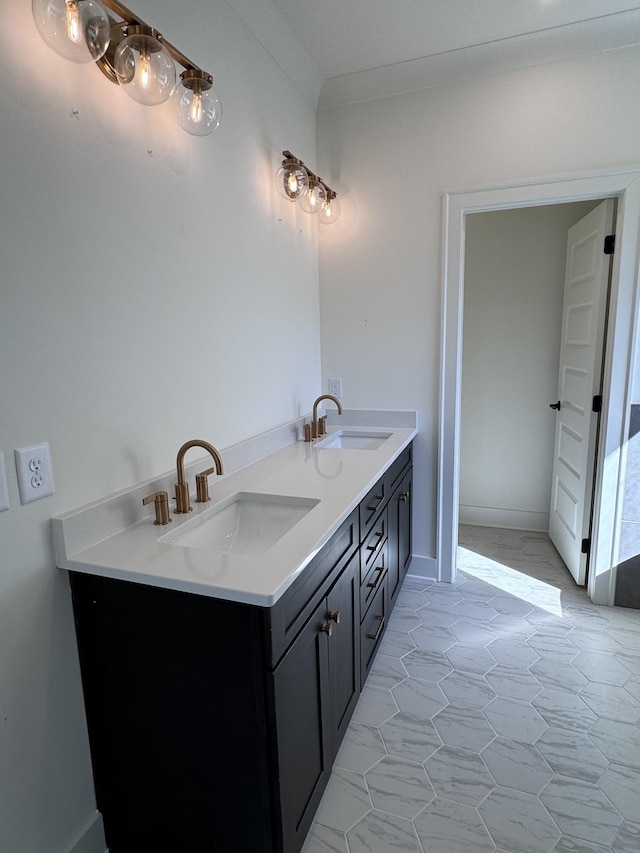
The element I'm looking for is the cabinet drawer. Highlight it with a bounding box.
[359,477,387,540]
[360,509,387,583]
[360,573,388,687]
[360,539,387,619]
[359,445,411,541]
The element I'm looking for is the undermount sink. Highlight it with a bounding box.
[160,492,319,555]
[315,430,392,451]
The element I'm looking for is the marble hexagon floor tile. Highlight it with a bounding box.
[333,720,387,773]
[379,711,442,763]
[364,755,435,819]
[588,717,640,768]
[346,809,423,853]
[483,696,548,743]
[485,662,544,702]
[301,527,640,853]
[479,785,562,852]
[424,744,494,806]
[540,775,624,847]
[300,823,349,853]
[611,821,640,853]
[312,766,372,833]
[598,763,640,822]
[532,687,598,733]
[432,702,497,753]
[414,796,495,853]
[444,643,496,676]
[481,736,553,795]
[535,727,609,783]
[390,677,448,719]
[579,680,640,724]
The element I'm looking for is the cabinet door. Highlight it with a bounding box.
[327,553,360,754]
[388,467,412,605]
[272,599,332,853]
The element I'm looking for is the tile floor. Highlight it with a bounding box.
[301,525,640,853]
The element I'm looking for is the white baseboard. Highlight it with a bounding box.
[406,554,438,580]
[64,811,106,853]
[459,505,549,532]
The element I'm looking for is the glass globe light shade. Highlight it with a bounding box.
[173,72,222,136]
[32,0,111,63]
[318,194,341,225]
[298,178,327,214]
[114,26,176,106]
[276,161,309,202]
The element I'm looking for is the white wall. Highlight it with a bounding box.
[460,202,597,531]
[0,1,320,851]
[317,45,640,571]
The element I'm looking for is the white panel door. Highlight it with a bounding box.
[549,199,614,584]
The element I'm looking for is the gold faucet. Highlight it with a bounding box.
[174,439,224,514]
[308,394,343,441]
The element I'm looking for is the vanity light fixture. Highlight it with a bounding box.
[276,150,340,224]
[32,0,222,136]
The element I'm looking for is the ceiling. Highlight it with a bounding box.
[232,0,640,108]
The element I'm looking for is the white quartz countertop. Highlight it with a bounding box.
[53,414,416,606]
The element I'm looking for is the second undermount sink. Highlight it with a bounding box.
[315,430,392,451]
[160,492,319,555]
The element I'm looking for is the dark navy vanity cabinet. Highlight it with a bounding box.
[69,444,412,853]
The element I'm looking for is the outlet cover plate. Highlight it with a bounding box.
[328,377,343,398]
[15,442,55,504]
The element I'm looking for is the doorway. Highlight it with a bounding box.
[438,170,640,606]
[460,200,610,587]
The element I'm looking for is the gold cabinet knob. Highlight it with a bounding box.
[142,491,172,525]
[328,610,341,624]
[320,621,334,636]
[399,490,409,502]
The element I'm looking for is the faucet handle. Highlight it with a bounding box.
[142,491,172,525]
[175,482,191,514]
[319,415,327,436]
[195,467,214,503]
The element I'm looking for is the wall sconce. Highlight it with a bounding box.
[32,0,222,136]
[276,151,340,225]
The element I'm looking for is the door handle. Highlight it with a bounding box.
[549,401,561,410]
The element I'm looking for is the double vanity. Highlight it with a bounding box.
[54,409,416,853]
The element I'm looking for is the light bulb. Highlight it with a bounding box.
[287,172,299,195]
[173,71,222,136]
[318,194,341,225]
[190,90,203,124]
[298,178,327,214]
[32,0,111,63]
[139,53,151,89]
[276,161,308,201]
[66,0,81,43]
[114,26,176,106]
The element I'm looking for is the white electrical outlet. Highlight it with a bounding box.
[15,442,55,504]
[328,377,343,398]
[0,452,9,512]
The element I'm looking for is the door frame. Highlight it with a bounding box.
[438,168,640,605]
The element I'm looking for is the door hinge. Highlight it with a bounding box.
[581,538,591,555]
[592,394,602,413]
[604,234,615,255]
